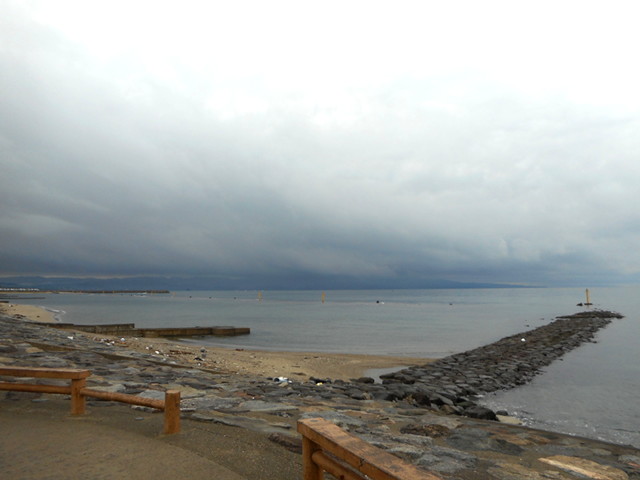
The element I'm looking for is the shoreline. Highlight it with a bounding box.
[0,301,432,381]
[0,302,56,323]
[2,304,639,478]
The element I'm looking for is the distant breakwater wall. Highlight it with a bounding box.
[1,290,170,294]
[48,323,250,338]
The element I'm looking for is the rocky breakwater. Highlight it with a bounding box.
[351,310,623,419]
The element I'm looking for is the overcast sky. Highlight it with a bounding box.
[2,1,640,288]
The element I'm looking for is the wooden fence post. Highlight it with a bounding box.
[163,390,181,434]
[302,436,323,480]
[70,377,86,415]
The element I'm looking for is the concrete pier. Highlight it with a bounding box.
[48,323,250,337]
[136,326,250,338]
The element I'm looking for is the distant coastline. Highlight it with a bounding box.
[1,289,170,294]
[0,273,540,292]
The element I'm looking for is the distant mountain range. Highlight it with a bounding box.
[0,274,533,291]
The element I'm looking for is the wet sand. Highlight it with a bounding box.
[0,302,56,323]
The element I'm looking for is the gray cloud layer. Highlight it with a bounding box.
[2,1,640,288]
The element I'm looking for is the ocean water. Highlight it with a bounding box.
[8,286,640,448]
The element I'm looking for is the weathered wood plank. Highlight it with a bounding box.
[298,418,443,480]
[0,366,90,379]
[80,388,164,410]
[0,382,70,394]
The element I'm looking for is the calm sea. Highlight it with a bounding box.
[10,286,640,448]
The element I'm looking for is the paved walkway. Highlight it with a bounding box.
[0,396,300,480]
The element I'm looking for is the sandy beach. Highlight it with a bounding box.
[0,302,56,323]
[0,301,432,381]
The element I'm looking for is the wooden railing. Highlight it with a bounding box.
[298,418,443,480]
[0,366,180,434]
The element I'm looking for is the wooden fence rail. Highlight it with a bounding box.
[0,366,180,434]
[298,418,443,480]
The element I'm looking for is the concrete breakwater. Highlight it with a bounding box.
[48,322,250,337]
[1,289,171,294]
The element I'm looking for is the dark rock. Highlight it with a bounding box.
[369,390,394,401]
[352,377,375,384]
[309,377,331,384]
[432,393,454,406]
[400,423,451,438]
[463,406,498,420]
[268,433,302,454]
[408,392,432,407]
[382,388,406,402]
[347,389,368,400]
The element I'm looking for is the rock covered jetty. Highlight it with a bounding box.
[344,310,624,417]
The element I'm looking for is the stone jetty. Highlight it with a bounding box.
[2,310,639,480]
[365,310,625,418]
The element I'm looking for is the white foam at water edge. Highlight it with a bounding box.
[43,307,65,322]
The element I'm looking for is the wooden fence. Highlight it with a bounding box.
[0,366,180,434]
[298,417,443,480]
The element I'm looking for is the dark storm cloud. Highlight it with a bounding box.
[2,1,640,288]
